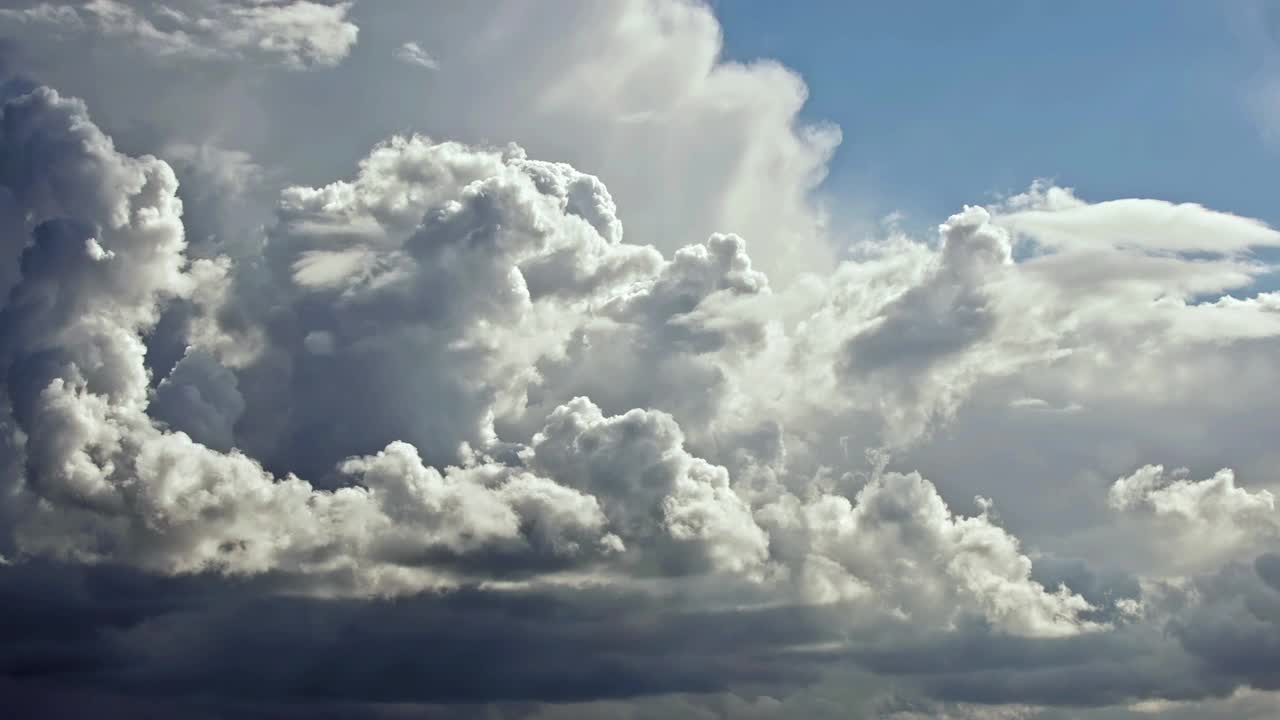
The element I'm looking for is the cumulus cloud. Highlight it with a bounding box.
[1,0,839,282]
[1109,465,1277,528]
[2,2,1280,716]
[0,76,1098,645]
[759,470,1098,637]
[1108,465,1278,573]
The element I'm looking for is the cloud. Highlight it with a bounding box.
[1107,465,1278,573]
[0,3,81,27]
[2,2,1280,716]
[997,183,1280,255]
[395,41,438,70]
[0,79,1097,646]
[0,1,359,69]
[0,0,839,282]
[1109,465,1276,528]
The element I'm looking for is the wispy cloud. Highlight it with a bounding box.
[0,0,359,69]
[395,41,439,70]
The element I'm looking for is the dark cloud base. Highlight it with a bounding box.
[0,561,828,714]
[4,558,1276,716]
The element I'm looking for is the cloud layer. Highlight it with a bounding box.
[1,2,1279,718]
[0,0,358,69]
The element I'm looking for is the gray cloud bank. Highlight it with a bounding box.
[1,2,1279,718]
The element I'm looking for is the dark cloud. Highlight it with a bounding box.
[0,561,826,709]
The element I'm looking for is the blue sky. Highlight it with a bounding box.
[717,1,1280,235]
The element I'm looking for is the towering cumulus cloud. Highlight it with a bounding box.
[1,2,1279,719]
[0,85,1092,630]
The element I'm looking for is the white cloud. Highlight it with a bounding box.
[997,184,1280,255]
[0,82,1101,639]
[3,2,1280,713]
[1109,465,1278,572]
[0,0,359,69]
[395,41,439,69]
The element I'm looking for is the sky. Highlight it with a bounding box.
[0,2,1279,719]
[715,0,1280,235]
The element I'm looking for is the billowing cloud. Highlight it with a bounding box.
[1108,465,1278,574]
[1,2,1280,717]
[0,77,1097,642]
[0,0,839,283]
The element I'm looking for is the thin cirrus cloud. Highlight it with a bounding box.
[0,2,1278,719]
